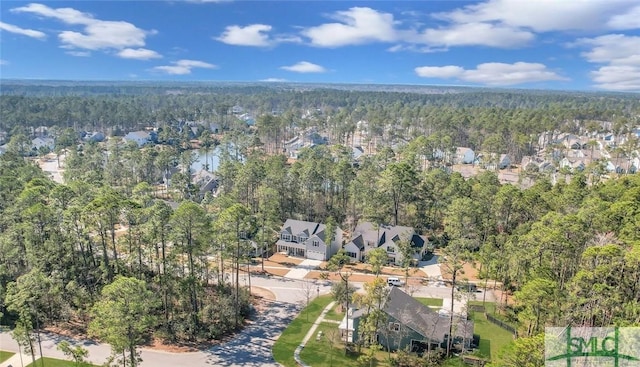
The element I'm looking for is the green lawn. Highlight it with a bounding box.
[299,322,359,367]
[272,295,334,367]
[25,356,98,367]
[0,350,15,363]
[324,304,345,322]
[469,307,515,361]
[300,322,391,367]
[416,297,444,307]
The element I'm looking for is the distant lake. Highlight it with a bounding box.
[190,144,241,173]
[191,147,221,172]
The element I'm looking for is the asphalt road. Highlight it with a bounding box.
[0,274,495,367]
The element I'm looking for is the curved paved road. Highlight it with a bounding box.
[1,275,309,367]
[1,273,494,367]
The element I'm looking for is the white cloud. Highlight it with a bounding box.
[575,34,640,91]
[117,48,162,60]
[152,59,217,75]
[298,4,535,49]
[607,5,640,30]
[415,62,567,86]
[216,24,272,46]
[66,50,91,57]
[12,3,92,25]
[576,34,640,64]
[420,22,534,48]
[591,65,640,91]
[280,61,326,73]
[387,44,448,53]
[215,24,300,47]
[12,3,157,55]
[415,65,465,78]
[260,78,287,82]
[0,21,46,39]
[433,0,635,32]
[0,59,8,66]
[302,7,397,47]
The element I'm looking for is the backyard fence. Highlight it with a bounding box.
[485,313,518,337]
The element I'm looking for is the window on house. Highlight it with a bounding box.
[282,234,291,241]
[347,251,357,258]
[300,236,308,242]
[388,322,400,332]
[292,235,298,243]
[387,246,395,253]
[312,240,320,247]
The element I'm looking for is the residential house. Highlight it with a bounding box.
[284,131,328,160]
[560,158,585,172]
[455,147,475,165]
[31,137,55,151]
[123,131,153,147]
[83,131,105,143]
[191,169,220,199]
[352,146,365,161]
[343,222,427,265]
[481,153,511,170]
[276,219,343,261]
[341,287,475,353]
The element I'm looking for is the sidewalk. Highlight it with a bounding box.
[293,301,336,367]
[284,259,322,279]
[0,352,32,367]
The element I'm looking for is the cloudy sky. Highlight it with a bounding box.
[1,0,639,91]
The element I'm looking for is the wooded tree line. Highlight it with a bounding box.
[1,83,640,366]
[3,83,639,163]
[3,129,639,365]
[0,151,254,366]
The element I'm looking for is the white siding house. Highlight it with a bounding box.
[276,219,343,261]
[455,147,475,164]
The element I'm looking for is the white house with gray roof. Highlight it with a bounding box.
[344,222,428,265]
[276,219,343,260]
[123,131,152,147]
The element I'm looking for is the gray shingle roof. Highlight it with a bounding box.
[384,287,474,342]
[281,219,324,241]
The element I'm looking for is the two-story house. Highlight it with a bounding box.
[343,222,428,266]
[341,287,475,353]
[276,219,343,261]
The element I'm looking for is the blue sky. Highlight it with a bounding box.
[1,0,639,91]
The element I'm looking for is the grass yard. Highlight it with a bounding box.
[324,304,345,322]
[416,297,444,307]
[299,322,360,367]
[25,356,99,367]
[300,322,392,367]
[469,305,515,361]
[0,350,15,363]
[272,295,334,367]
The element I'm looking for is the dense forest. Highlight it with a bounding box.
[3,81,640,163]
[1,82,639,366]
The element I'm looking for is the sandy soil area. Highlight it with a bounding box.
[441,261,481,281]
[36,153,65,184]
[267,253,304,266]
